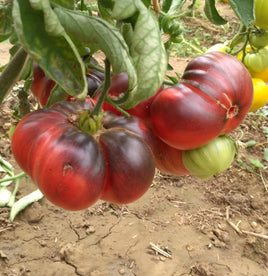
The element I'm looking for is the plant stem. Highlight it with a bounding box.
[105,98,130,117]
[0,172,26,184]
[228,24,248,50]
[0,47,29,104]
[91,59,111,117]
[181,35,204,55]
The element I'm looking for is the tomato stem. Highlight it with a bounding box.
[228,24,248,50]
[106,97,130,117]
[180,35,204,55]
[91,59,111,117]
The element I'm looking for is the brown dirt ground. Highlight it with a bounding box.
[0,3,267,276]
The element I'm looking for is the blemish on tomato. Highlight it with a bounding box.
[63,163,73,176]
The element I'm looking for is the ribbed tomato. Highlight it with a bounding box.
[150,52,253,150]
[11,100,155,210]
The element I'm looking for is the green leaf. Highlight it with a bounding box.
[46,84,68,107]
[264,148,268,162]
[249,158,264,168]
[0,3,14,42]
[51,0,75,9]
[12,0,87,99]
[54,6,138,103]
[162,0,173,13]
[204,0,227,25]
[228,0,254,26]
[112,0,167,108]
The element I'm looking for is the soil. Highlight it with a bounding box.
[0,3,267,276]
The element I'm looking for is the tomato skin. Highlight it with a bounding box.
[31,62,56,106]
[254,0,268,31]
[102,112,189,176]
[11,101,155,210]
[151,52,253,150]
[153,138,189,175]
[99,131,155,203]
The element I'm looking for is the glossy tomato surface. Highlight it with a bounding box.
[102,112,189,176]
[11,101,155,210]
[150,52,253,150]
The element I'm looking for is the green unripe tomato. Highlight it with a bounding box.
[244,47,268,72]
[182,136,236,179]
[254,0,268,31]
[249,30,268,48]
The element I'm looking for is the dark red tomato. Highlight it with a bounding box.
[31,62,56,106]
[102,112,189,176]
[150,52,253,150]
[30,62,104,106]
[95,72,163,126]
[153,138,189,175]
[11,100,155,210]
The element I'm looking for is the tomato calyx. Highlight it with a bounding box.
[68,109,105,135]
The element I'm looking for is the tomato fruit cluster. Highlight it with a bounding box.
[12,52,253,211]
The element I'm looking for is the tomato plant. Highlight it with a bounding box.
[249,78,268,112]
[182,135,236,179]
[150,52,253,150]
[11,100,155,210]
[0,0,258,214]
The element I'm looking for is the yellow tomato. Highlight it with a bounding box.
[251,66,268,82]
[249,78,268,112]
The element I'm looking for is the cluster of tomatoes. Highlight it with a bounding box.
[11,51,254,211]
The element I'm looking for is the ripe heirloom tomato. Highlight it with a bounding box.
[249,78,268,112]
[11,100,155,210]
[31,62,56,106]
[150,52,253,150]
